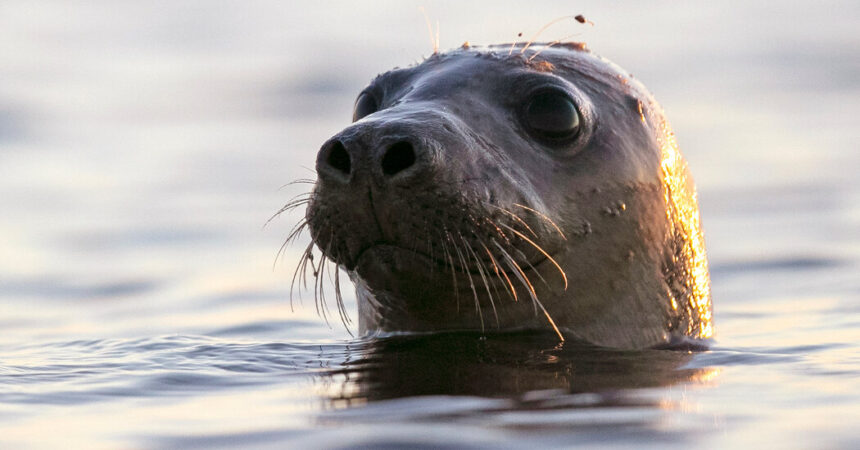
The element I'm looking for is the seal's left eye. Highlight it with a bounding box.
[524,90,580,140]
[353,92,378,122]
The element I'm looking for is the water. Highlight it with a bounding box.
[1,1,858,448]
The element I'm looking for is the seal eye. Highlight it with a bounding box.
[524,90,581,140]
[353,92,378,122]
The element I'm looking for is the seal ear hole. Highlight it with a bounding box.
[523,89,581,141]
[326,141,351,175]
[381,141,416,176]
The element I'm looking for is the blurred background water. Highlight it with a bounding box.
[0,1,858,448]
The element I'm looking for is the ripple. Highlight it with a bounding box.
[0,335,355,405]
[710,256,845,276]
[686,341,851,368]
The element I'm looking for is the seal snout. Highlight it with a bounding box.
[309,116,452,271]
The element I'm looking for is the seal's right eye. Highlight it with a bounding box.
[353,92,378,122]
[523,90,581,140]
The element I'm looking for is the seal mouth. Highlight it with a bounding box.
[353,242,550,279]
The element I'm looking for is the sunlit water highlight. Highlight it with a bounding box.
[0,1,858,448]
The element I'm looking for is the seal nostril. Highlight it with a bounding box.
[327,140,351,175]
[382,141,416,176]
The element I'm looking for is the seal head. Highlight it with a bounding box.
[304,44,712,349]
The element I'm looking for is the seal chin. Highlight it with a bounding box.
[352,244,451,299]
[354,244,437,274]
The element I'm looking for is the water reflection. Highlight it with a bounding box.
[315,331,717,408]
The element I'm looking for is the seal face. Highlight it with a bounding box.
[303,43,713,349]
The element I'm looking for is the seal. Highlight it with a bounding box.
[297,43,713,349]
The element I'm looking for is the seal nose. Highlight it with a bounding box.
[381,141,416,176]
[317,133,429,185]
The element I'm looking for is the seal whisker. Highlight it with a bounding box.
[279,196,311,210]
[453,232,484,332]
[290,241,315,311]
[467,230,506,305]
[265,198,313,230]
[461,235,500,327]
[424,220,444,276]
[484,216,549,292]
[481,216,513,244]
[310,246,323,318]
[268,191,314,220]
[466,212,512,245]
[511,247,551,291]
[483,203,539,239]
[278,178,317,190]
[512,203,566,240]
[274,220,307,271]
[493,239,538,314]
[440,230,461,313]
[314,251,332,328]
[301,246,315,293]
[474,236,516,312]
[500,223,568,290]
[480,241,518,302]
[265,202,310,229]
[282,190,314,204]
[276,219,310,265]
[281,195,312,210]
[425,220,437,277]
[495,243,564,341]
[284,219,309,245]
[332,262,354,333]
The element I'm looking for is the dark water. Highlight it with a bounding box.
[1,1,858,448]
